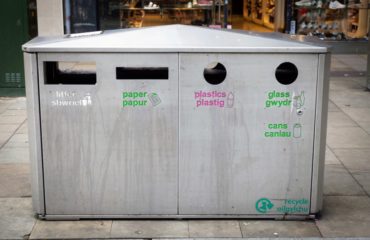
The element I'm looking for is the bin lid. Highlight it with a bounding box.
[23,24,328,53]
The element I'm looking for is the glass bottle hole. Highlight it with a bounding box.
[275,62,298,85]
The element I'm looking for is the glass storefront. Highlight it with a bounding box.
[293,0,369,40]
[63,0,369,42]
[64,0,281,33]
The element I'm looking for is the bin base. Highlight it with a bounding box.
[37,214,318,221]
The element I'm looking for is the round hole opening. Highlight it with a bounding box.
[203,62,227,85]
[275,62,298,85]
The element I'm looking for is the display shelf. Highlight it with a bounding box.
[243,0,253,20]
[252,0,264,24]
[263,0,275,29]
[294,0,369,41]
[244,0,277,29]
[118,0,227,28]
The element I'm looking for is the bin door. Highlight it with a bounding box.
[38,53,178,215]
[179,53,318,215]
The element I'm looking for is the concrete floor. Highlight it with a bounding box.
[0,55,370,239]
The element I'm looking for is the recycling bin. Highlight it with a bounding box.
[23,25,330,219]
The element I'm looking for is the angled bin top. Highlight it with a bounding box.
[22,24,328,53]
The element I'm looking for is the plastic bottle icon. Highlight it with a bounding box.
[227,92,234,108]
[293,123,302,138]
[148,93,161,106]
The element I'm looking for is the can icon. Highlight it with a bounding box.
[293,123,302,138]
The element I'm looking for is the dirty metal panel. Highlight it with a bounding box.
[179,53,318,215]
[38,53,179,215]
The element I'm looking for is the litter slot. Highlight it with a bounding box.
[44,61,96,85]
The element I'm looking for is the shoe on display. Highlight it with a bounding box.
[329,0,345,9]
[295,0,316,7]
[332,22,339,29]
[300,22,307,29]
[317,0,323,8]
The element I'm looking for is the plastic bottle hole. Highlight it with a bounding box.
[203,62,227,85]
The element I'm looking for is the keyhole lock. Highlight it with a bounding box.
[297,109,303,116]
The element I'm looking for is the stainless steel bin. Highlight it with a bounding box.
[23,25,330,220]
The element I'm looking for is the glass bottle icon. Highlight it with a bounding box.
[293,123,302,138]
[227,92,234,108]
[293,91,305,109]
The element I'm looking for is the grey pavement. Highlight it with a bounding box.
[1,55,370,239]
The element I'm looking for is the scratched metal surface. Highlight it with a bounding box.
[22,25,328,53]
[24,53,45,214]
[179,53,318,215]
[310,53,330,213]
[29,51,328,218]
[37,53,179,215]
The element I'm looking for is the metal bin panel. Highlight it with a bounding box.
[38,53,179,215]
[179,53,319,215]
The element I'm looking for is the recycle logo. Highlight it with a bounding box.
[255,198,274,213]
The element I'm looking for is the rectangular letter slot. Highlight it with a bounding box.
[116,67,168,80]
[44,61,97,85]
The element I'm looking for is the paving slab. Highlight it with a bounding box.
[352,172,370,196]
[189,220,242,238]
[330,59,353,72]
[352,77,368,88]
[0,124,19,134]
[0,146,29,163]
[0,163,31,197]
[340,107,370,123]
[16,121,28,134]
[0,198,35,240]
[0,106,9,115]
[4,133,29,148]
[1,109,27,117]
[326,126,370,149]
[324,164,366,196]
[0,115,26,124]
[239,220,321,238]
[327,111,357,127]
[316,196,370,237]
[329,78,365,91]
[328,100,341,112]
[7,99,26,110]
[329,90,370,108]
[333,149,370,172]
[111,220,189,238]
[325,147,340,165]
[333,55,367,71]
[0,132,13,147]
[30,220,112,239]
[356,121,370,134]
